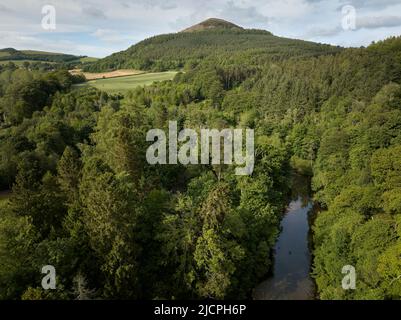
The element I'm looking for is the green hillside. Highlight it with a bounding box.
[85,18,342,72]
[0,48,86,64]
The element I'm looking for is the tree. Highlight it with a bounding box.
[80,162,143,298]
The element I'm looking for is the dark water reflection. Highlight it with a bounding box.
[253,175,315,300]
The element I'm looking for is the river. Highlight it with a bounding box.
[253,175,316,300]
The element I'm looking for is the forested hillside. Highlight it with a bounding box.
[85,20,342,72]
[0,20,400,300]
[0,48,96,71]
[0,48,83,63]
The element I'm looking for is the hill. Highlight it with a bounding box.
[0,48,87,64]
[84,18,343,72]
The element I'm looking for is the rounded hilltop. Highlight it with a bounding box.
[181,18,244,33]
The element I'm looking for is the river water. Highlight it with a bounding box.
[253,175,315,300]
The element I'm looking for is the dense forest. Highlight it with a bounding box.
[0,22,401,300]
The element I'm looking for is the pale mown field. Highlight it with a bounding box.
[69,69,144,81]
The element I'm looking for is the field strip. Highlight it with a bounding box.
[69,69,145,81]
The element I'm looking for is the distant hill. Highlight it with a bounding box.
[85,18,343,72]
[0,48,87,64]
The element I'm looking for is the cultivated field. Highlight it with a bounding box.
[74,71,178,94]
[79,57,99,63]
[69,69,144,81]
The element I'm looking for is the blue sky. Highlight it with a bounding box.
[1,0,401,58]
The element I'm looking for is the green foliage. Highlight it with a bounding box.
[311,77,401,299]
[0,28,401,301]
[0,211,38,299]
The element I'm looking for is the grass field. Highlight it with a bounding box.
[79,57,99,63]
[20,50,64,55]
[74,71,178,94]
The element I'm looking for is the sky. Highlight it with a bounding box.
[0,0,401,58]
